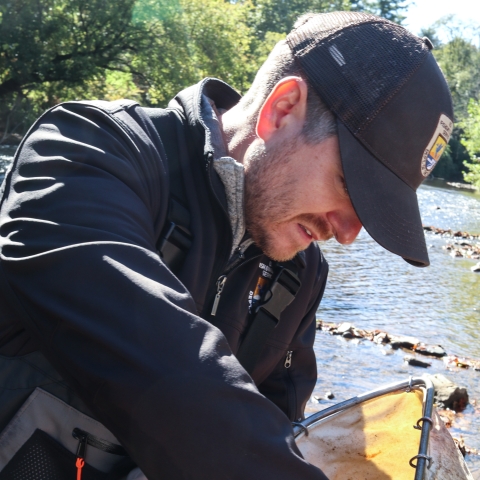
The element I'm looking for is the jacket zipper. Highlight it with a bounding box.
[202,152,233,317]
[211,275,227,316]
[284,350,293,368]
[209,244,262,316]
[284,350,297,421]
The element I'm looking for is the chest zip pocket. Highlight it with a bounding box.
[73,428,127,480]
[237,267,301,376]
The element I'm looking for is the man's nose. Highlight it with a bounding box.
[327,211,362,245]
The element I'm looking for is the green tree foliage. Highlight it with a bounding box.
[0,0,148,140]
[417,18,480,183]
[351,0,408,24]
[368,0,408,24]
[431,138,470,182]
[250,0,406,41]
[251,0,352,39]
[434,36,480,120]
[0,0,145,97]
[460,99,480,187]
[132,0,256,105]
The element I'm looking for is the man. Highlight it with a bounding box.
[0,11,452,480]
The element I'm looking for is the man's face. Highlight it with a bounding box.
[244,134,362,261]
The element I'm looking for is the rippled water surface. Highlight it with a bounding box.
[1,149,479,473]
[313,181,480,474]
[0,146,17,184]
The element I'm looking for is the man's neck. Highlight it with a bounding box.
[220,106,256,164]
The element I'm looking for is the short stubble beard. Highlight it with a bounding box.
[243,135,330,261]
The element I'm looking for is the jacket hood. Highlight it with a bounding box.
[169,78,241,158]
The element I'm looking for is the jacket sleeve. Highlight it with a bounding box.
[0,102,329,480]
[258,248,329,422]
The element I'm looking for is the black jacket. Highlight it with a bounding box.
[0,78,329,479]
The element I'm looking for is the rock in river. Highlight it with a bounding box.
[471,262,480,273]
[404,355,431,368]
[389,334,420,350]
[336,322,353,334]
[427,374,469,412]
[414,343,447,357]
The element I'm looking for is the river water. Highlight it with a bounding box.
[1,146,479,473]
[0,145,16,183]
[313,180,480,474]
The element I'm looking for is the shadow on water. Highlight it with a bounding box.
[313,182,480,474]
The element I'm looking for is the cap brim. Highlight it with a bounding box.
[337,119,429,267]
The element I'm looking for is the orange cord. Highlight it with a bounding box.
[76,457,85,480]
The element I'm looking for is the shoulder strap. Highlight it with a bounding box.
[236,261,301,375]
[144,108,188,207]
[143,108,193,273]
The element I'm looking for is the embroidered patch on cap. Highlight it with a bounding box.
[421,114,453,177]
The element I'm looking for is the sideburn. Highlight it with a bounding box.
[243,136,301,257]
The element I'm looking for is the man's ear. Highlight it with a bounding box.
[256,76,308,142]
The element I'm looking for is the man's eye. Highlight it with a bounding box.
[334,175,349,198]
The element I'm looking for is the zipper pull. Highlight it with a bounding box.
[74,429,87,480]
[205,152,213,170]
[284,350,293,368]
[236,245,246,260]
[211,275,227,316]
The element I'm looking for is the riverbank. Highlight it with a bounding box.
[447,181,479,192]
[317,319,480,372]
[424,177,480,194]
[0,133,22,146]
[423,225,480,273]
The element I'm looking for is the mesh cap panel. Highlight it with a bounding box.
[287,12,429,134]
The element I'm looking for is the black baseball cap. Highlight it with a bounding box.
[286,12,454,267]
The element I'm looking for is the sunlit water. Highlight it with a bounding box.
[0,145,16,184]
[1,148,479,472]
[313,181,480,473]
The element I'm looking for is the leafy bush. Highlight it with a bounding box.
[460,99,480,187]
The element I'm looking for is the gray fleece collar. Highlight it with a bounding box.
[200,95,246,255]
